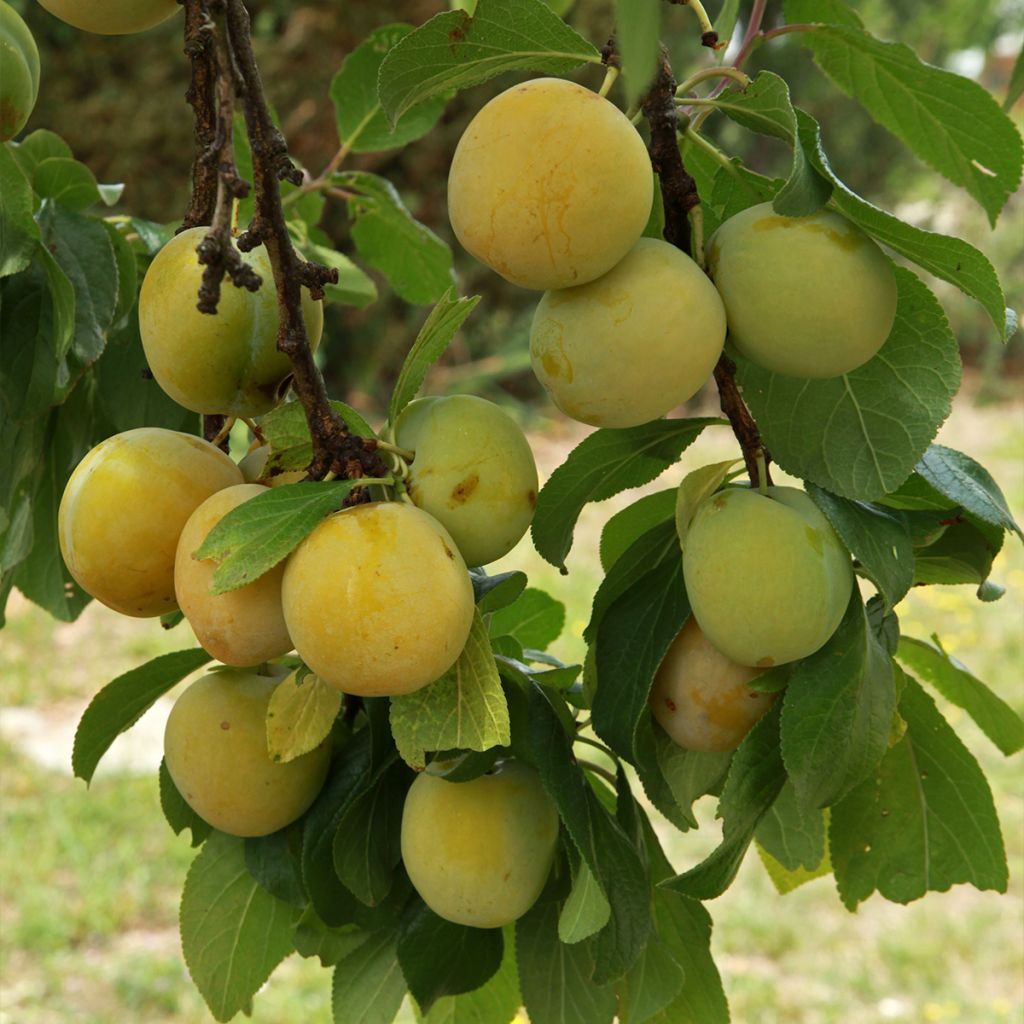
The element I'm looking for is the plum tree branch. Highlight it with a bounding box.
[639,50,771,488]
[179,0,388,482]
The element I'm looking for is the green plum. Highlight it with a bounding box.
[281,502,475,697]
[708,203,897,378]
[395,395,538,567]
[35,0,179,34]
[401,759,559,928]
[58,428,243,617]
[175,484,292,667]
[448,77,653,291]
[138,227,324,418]
[0,1,39,141]
[530,238,726,427]
[682,485,853,667]
[163,665,330,838]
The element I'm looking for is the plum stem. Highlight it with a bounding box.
[180,0,389,484]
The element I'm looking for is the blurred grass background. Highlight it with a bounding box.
[2,0,1023,1021]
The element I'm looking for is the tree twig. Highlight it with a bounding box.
[639,48,771,488]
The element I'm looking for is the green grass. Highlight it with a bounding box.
[1,397,1021,1023]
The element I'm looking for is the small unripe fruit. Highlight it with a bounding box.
[401,760,559,928]
[395,395,538,567]
[58,428,243,617]
[530,238,726,427]
[175,484,292,667]
[448,77,653,290]
[0,1,40,141]
[139,227,324,418]
[281,502,475,697]
[708,203,897,378]
[650,617,776,752]
[164,665,331,838]
[682,485,853,668]
[35,0,180,34]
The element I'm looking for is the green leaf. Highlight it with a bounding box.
[599,488,675,571]
[805,483,914,610]
[794,24,1023,224]
[158,758,212,847]
[387,289,480,424]
[634,717,731,833]
[9,129,72,175]
[640,891,728,1024]
[532,418,720,571]
[912,518,1002,588]
[1005,44,1024,111]
[39,204,117,371]
[331,929,408,1024]
[756,836,833,896]
[736,267,961,502]
[32,157,102,211]
[332,761,410,907]
[783,0,861,26]
[72,649,212,783]
[663,704,786,900]
[9,391,92,621]
[245,829,307,908]
[95,319,196,434]
[331,24,449,153]
[194,480,378,595]
[397,902,503,1012]
[340,171,457,305]
[617,917,685,1024]
[101,221,139,326]
[293,910,365,968]
[301,727,381,926]
[424,926,521,1024]
[180,832,296,1023]
[377,0,599,126]
[516,899,616,1024]
[266,666,342,764]
[916,444,1022,539]
[527,687,650,982]
[780,592,897,808]
[389,610,509,769]
[831,672,1008,909]
[896,636,1024,756]
[0,144,39,277]
[674,460,740,548]
[592,550,689,764]
[558,860,610,944]
[488,587,564,651]
[754,780,826,872]
[615,0,661,106]
[710,71,831,216]
[471,568,528,612]
[34,244,74,363]
[793,109,1010,341]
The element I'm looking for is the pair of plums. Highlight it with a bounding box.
[448,78,898,430]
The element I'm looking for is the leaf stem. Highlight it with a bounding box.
[574,734,620,762]
[675,66,750,96]
[577,759,618,787]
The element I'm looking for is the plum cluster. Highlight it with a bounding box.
[448,77,866,754]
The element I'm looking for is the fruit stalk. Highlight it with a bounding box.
[639,50,771,487]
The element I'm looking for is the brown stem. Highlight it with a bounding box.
[180,0,218,229]
[641,51,699,255]
[180,0,387,484]
[640,49,771,488]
